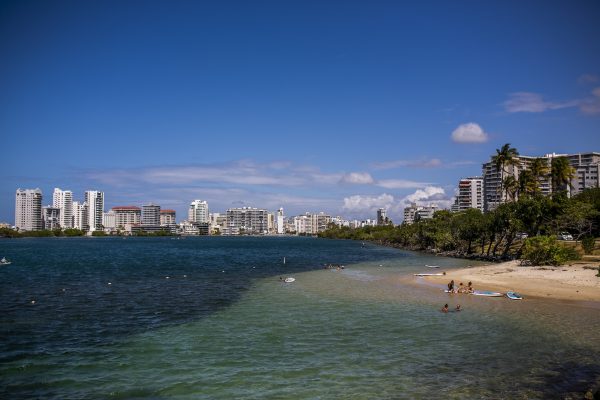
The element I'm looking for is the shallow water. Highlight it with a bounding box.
[1,237,598,399]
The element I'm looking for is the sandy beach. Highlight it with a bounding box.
[424,260,600,302]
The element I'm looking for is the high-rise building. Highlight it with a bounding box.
[188,200,209,223]
[72,201,89,230]
[52,188,73,228]
[142,203,161,226]
[15,188,43,231]
[225,207,268,235]
[377,208,390,225]
[103,211,116,230]
[111,206,142,227]
[276,208,285,234]
[292,212,332,235]
[453,177,484,212]
[85,191,104,232]
[42,206,61,230]
[160,209,176,226]
[482,151,599,211]
[403,203,438,224]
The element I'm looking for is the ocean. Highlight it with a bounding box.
[1,236,599,399]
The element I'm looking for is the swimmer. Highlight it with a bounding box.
[455,304,462,312]
[441,304,449,313]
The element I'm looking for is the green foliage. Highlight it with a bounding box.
[91,231,107,237]
[63,228,85,237]
[521,236,580,266]
[581,236,596,255]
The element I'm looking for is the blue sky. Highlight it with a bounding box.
[1,0,599,223]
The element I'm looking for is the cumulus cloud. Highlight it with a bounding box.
[404,186,446,203]
[342,194,395,213]
[451,123,489,143]
[503,92,578,113]
[340,172,375,184]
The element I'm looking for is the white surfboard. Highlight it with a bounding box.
[471,290,503,297]
[284,277,295,283]
[414,273,445,276]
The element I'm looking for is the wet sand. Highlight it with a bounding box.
[423,260,600,301]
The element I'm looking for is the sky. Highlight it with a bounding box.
[1,0,599,223]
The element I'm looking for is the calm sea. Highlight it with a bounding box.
[1,236,598,399]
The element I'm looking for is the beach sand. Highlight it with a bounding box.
[424,260,600,301]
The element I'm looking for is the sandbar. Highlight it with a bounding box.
[424,260,600,302]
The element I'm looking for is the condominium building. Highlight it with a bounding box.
[276,208,285,234]
[377,208,390,225]
[103,211,116,230]
[15,188,43,231]
[85,191,104,232]
[111,206,141,227]
[225,207,268,235]
[452,177,484,212]
[160,209,176,226]
[142,203,161,226]
[72,201,88,230]
[292,212,332,235]
[188,200,209,223]
[52,188,73,228]
[72,201,88,231]
[403,203,438,224]
[482,151,599,211]
[42,206,60,230]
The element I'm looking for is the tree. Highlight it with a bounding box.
[503,175,519,201]
[492,143,520,202]
[551,156,576,195]
[529,157,549,194]
[518,170,536,197]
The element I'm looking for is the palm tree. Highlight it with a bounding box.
[503,176,519,201]
[492,143,520,202]
[518,170,536,196]
[551,157,576,195]
[529,157,549,194]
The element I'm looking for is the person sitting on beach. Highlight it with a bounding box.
[441,304,449,313]
[447,280,455,292]
[458,282,466,293]
[467,281,474,294]
[455,304,462,312]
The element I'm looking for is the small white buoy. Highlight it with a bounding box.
[183,274,187,278]
[222,270,225,273]
[31,300,36,304]
[108,282,112,285]
[165,276,170,279]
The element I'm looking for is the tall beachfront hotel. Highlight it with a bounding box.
[85,190,104,232]
[53,188,73,228]
[15,188,43,231]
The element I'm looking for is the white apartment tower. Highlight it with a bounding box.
[453,177,484,212]
[85,191,104,232]
[15,188,43,231]
[53,188,73,228]
[188,200,209,223]
[142,203,161,226]
[276,208,284,234]
[72,201,89,230]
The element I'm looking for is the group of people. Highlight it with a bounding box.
[447,279,474,294]
[441,304,461,313]
[324,263,345,270]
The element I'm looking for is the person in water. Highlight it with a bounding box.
[441,304,449,313]
[455,304,462,312]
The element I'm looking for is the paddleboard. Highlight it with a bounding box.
[284,277,295,283]
[414,273,444,276]
[426,265,440,268]
[471,290,503,297]
[506,291,523,300]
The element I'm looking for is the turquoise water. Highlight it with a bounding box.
[1,237,599,399]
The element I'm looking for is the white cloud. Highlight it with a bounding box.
[340,172,375,184]
[451,123,489,143]
[579,87,600,115]
[503,92,578,113]
[371,158,442,170]
[404,186,446,203]
[376,179,431,189]
[342,194,395,213]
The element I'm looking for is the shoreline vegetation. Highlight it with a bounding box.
[319,189,600,265]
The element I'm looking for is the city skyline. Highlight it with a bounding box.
[2,1,600,223]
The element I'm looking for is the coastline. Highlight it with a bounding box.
[423,260,600,302]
